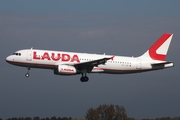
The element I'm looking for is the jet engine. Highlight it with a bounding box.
[54,65,77,75]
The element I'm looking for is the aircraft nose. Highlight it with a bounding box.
[6,55,12,63]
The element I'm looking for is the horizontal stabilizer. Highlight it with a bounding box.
[151,62,174,69]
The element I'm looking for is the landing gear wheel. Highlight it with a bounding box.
[84,76,89,82]
[25,73,29,77]
[80,76,89,82]
[80,77,84,82]
[80,72,89,82]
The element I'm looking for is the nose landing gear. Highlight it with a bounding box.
[25,67,30,77]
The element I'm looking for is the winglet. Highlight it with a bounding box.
[110,56,115,60]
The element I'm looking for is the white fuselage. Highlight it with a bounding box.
[5,33,174,82]
[6,49,173,75]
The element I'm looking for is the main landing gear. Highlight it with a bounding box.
[25,67,30,77]
[80,73,89,82]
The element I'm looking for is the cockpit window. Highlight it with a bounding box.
[13,53,21,56]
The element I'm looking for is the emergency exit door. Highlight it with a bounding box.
[136,59,142,69]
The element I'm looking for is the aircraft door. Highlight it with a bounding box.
[136,59,142,69]
[26,49,32,61]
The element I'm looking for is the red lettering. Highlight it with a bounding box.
[63,68,74,71]
[71,54,80,62]
[33,52,40,60]
[42,52,51,60]
[33,51,80,63]
[62,54,70,62]
[51,53,60,61]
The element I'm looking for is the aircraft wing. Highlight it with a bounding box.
[70,56,114,72]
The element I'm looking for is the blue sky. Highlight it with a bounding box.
[0,0,180,119]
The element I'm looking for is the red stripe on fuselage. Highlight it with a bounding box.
[6,60,162,74]
[6,60,56,69]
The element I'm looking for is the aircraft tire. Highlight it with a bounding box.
[25,73,29,77]
[80,77,84,82]
[84,76,89,82]
[80,76,89,82]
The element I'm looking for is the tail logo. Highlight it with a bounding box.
[149,33,172,61]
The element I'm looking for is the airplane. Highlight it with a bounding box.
[6,33,174,82]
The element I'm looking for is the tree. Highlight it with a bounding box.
[33,117,40,120]
[127,118,135,120]
[85,104,127,120]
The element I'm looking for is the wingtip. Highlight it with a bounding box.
[110,56,115,60]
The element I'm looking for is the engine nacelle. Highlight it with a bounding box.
[54,65,77,75]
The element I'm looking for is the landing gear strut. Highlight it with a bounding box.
[80,73,89,82]
[25,67,30,77]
